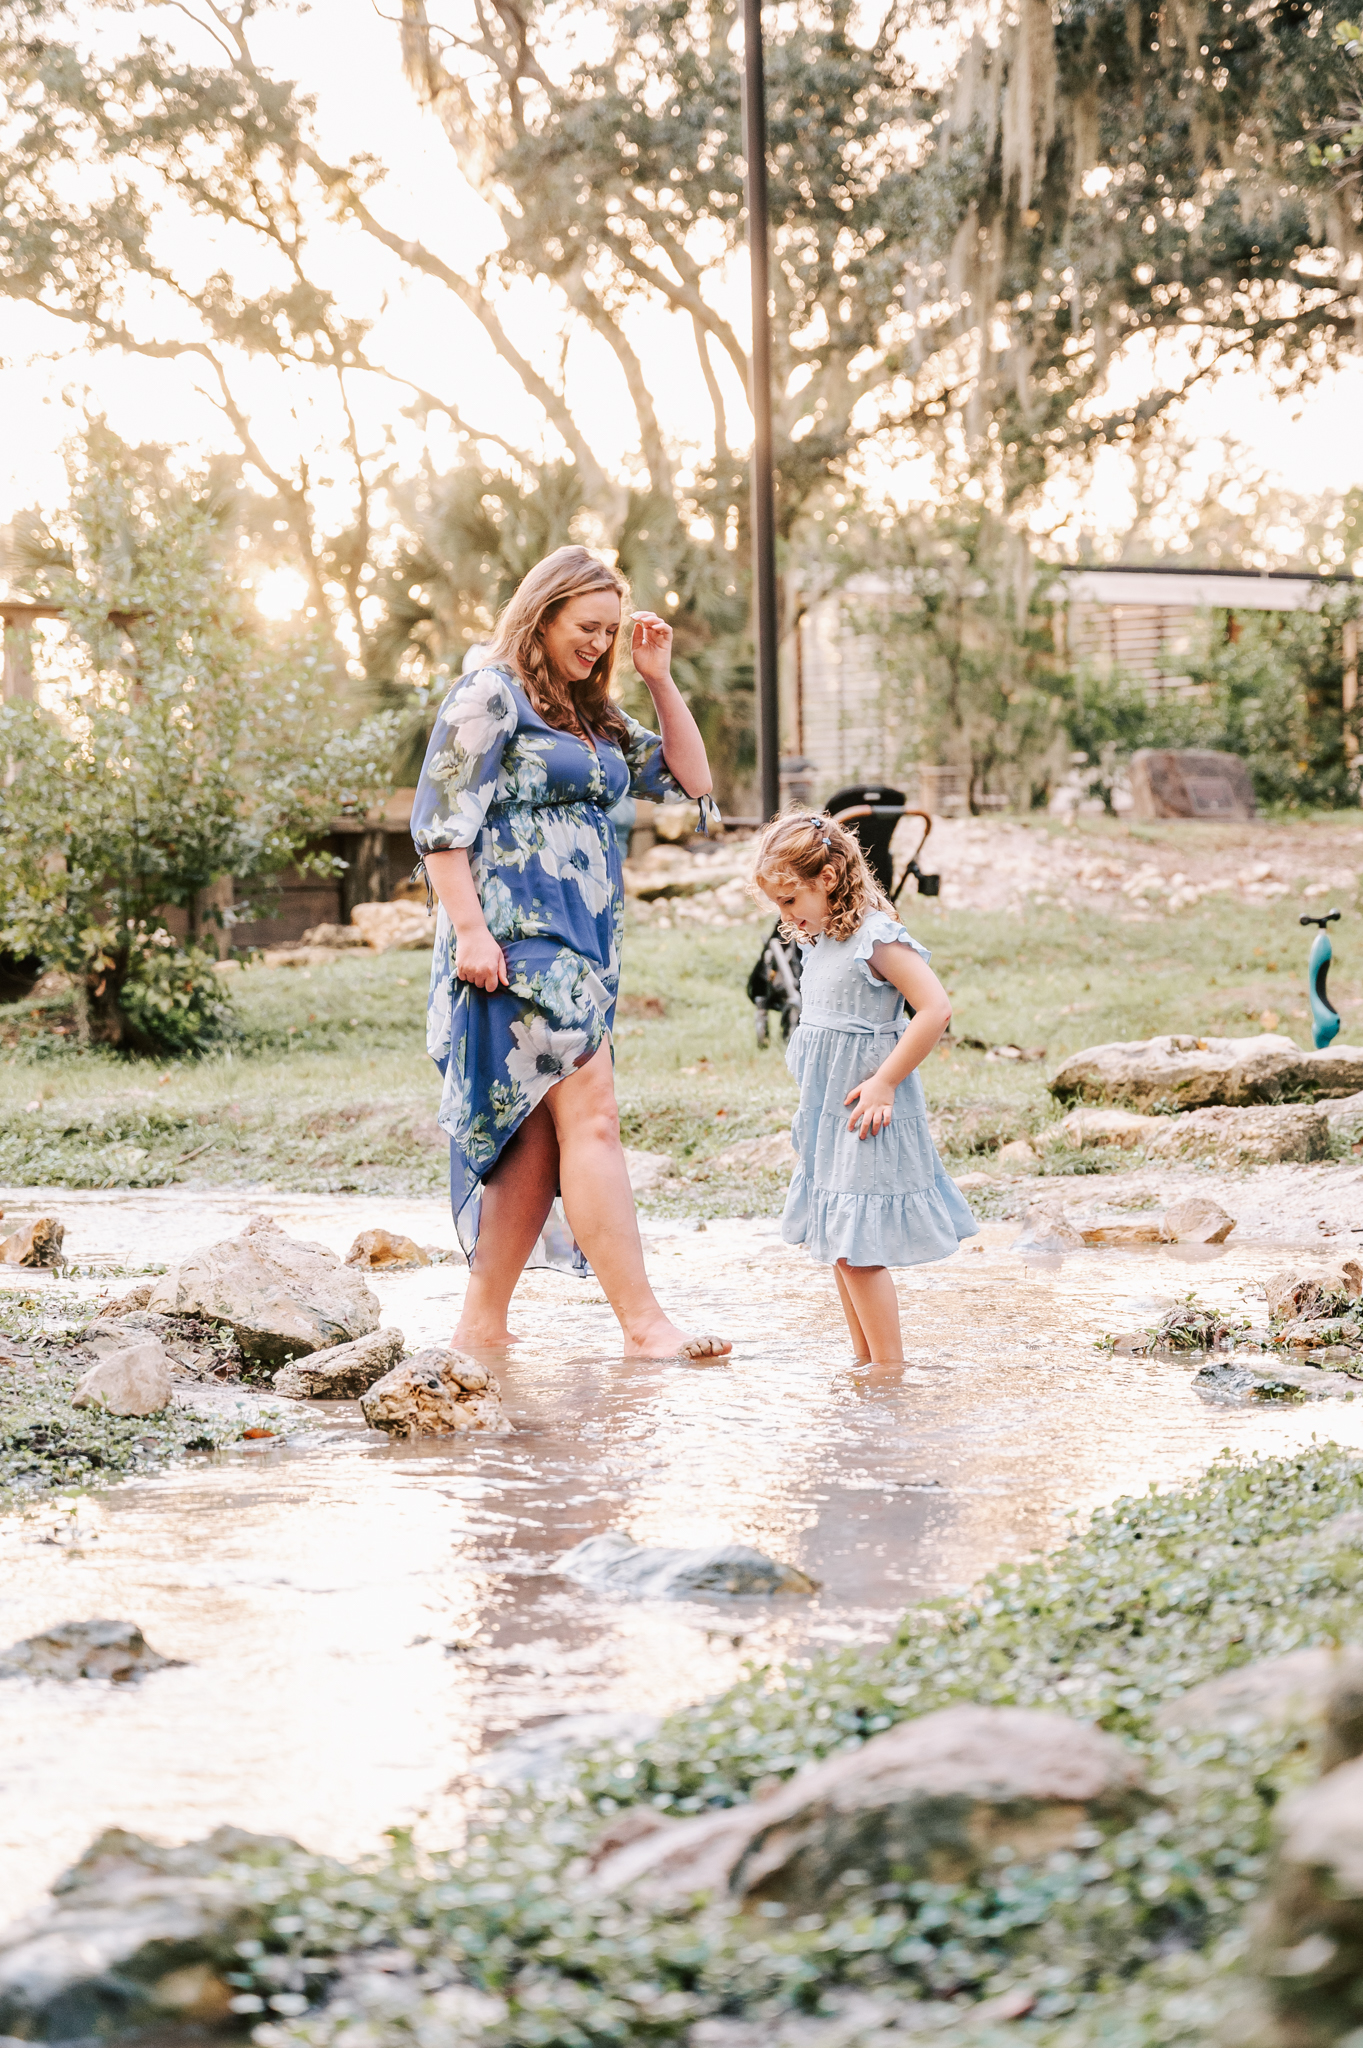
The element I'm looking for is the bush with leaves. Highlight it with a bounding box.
[1063,601,1363,813]
[0,433,398,1054]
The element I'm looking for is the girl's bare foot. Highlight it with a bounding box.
[619,1312,732,1361]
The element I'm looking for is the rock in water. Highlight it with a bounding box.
[556,1531,817,1598]
[0,1826,295,2039]
[594,1705,1146,1911]
[360,1348,507,1437]
[71,1342,174,1417]
[273,1328,405,1399]
[1049,1033,1363,1111]
[0,1217,64,1268]
[345,1228,429,1270]
[1264,1261,1363,1323]
[0,1620,180,1684]
[1010,1203,1084,1254]
[146,1215,380,1366]
[1161,1195,1236,1243]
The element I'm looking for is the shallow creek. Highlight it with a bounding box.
[2,1182,1362,1925]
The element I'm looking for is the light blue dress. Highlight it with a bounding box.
[783,910,978,1267]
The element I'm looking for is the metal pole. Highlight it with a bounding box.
[741,0,780,821]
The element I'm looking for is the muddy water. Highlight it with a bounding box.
[2,1184,1362,1925]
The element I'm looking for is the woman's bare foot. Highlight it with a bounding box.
[618,1312,732,1361]
[451,1320,525,1351]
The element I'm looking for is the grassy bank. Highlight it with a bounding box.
[147,1444,1362,2048]
[0,886,1355,1200]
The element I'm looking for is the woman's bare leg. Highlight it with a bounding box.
[452,1102,559,1349]
[547,1044,731,1359]
[834,1261,903,1364]
[832,1262,872,1363]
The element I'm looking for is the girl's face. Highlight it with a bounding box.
[759,864,837,936]
[540,590,621,686]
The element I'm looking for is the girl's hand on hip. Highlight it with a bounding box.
[455,928,509,992]
[631,611,673,691]
[845,1075,895,1140]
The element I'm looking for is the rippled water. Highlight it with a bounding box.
[2,1184,1360,1924]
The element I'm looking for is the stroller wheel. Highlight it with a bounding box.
[755,1006,770,1048]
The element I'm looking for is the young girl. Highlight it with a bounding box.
[752,813,977,1364]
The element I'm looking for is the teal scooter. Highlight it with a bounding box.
[1300,910,1342,1048]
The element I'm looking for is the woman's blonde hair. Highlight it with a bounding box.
[750,811,895,943]
[486,544,629,743]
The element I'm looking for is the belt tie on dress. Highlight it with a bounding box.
[796,1009,906,1038]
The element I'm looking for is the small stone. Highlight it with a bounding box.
[71,1342,174,1417]
[995,1139,1038,1170]
[953,1171,997,1190]
[0,1217,64,1268]
[360,1348,507,1438]
[1079,1219,1166,1245]
[272,1328,405,1399]
[1264,1261,1363,1323]
[344,1229,429,1270]
[1011,1203,1084,1253]
[1056,1107,1165,1149]
[556,1531,818,1598]
[1111,1331,1153,1355]
[1161,1196,1236,1244]
[0,1619,180,1684]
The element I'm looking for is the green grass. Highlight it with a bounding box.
[0,886,1352,1196]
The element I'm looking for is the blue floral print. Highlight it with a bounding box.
[412,664,684,1268]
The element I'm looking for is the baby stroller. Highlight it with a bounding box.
[746,787,940,1049]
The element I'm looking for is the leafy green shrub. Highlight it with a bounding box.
[1064,601,1363,813]
[0,431,397,1055]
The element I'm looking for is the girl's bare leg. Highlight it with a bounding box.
[452,1102,559,1349]
[834,1261,904,1364]
[547,1043,731,1359]
[833,1262,872,1362]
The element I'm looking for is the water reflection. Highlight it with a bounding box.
[2,1190,1361,1926]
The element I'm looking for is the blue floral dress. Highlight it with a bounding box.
[411,664,684,1268]
[783,910,978,1267]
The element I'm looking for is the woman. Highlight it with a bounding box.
[412,545,730,1361]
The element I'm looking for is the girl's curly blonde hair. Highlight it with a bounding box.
[749,811,896,943]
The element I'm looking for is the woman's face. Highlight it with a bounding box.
[540,590,622,687]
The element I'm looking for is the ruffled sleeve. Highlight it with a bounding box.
[412,667,519,854]
[852,910,929,987]
[620,712,686,803]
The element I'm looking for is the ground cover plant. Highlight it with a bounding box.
[126,1444,1363,2048]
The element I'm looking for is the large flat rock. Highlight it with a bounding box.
[147,1215,380,1367]
[1050,1033,1363,1112]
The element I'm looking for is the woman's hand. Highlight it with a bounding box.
[845,1072,896,1140]
[631,610,673,693]
[454,926,509,993]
